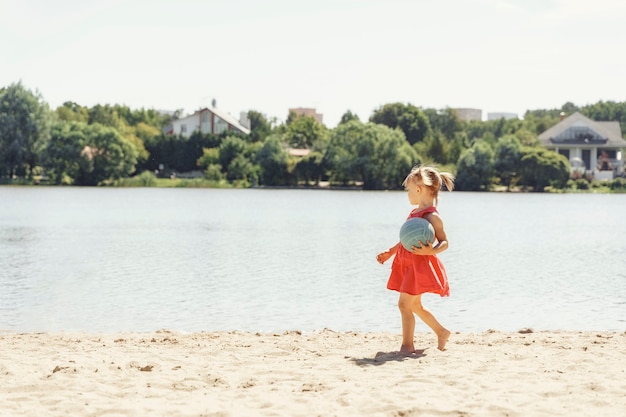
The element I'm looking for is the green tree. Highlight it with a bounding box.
[294,151,325,185]
[561,101,580,115]
[455,140,494,191]
[110,105,168,129]
[464,117,525,145]
[219,136,247,171]
[339,110,360,125]
[522,113,559,136]
[422,107,462,139]
[519,147,570,192]
[494,135,522,190]
[88,104,126,131]
[513,128,540,147]
[324,121,362,184]
[0,82,52,178]
[142,131,221,174]
[197,147,220,169]
[582,100,626,135]
[204,164,224,181]
[123,128,150,166]
[370,103,431,145]
[255,135,289,185]
[56,101,89,123]
[75,123,138,186]
[226,154,255,184]
[285,110,298,126]
[464,119,492,144]
[413,131,450,164]
[56,103,168,173]
[42,121,86,184]
[179,131,218,171]
[142,133,175,173]
[371,126,420,189]
[247,110,272,143]
[84,104,155,168]
[284,115,328,149]
[133,122,161,142]
[448,132,470,164]
[325,120,419,189]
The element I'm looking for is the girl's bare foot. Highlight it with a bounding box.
[399,344,415,354]
[437,329,451,351]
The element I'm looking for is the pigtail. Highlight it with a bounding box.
[440,172,455,192]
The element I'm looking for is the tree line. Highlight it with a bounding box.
[1,81,626,191]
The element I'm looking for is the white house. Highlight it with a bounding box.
[169,106,250,137]
[538,112,626,180]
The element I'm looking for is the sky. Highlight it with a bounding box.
[2,0,626,127]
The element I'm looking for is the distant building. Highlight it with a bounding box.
[168,106,250,137]
[487,112,518,121]
[453,108,482,122]
[538,112,626,179]
[289,107,323,124]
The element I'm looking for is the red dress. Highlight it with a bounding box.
[386,206,450,297]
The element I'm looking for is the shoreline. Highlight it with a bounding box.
[2,329,624,416]
[2,179,626,193]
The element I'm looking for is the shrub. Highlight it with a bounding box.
[574,178,589,190]
[610,177,626,190]
[111,170,157,187]
[204,164,224,181]
[135,170,158,186]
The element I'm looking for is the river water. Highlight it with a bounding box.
[1,187,624,333]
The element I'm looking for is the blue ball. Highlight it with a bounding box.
[399,217,435,251]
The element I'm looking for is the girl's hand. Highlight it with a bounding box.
[411,241,436,256]
[376,251,392,264]
[377,243,399,264]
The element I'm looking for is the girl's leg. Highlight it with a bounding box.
[397,292,418,352]
[412,295,450,351]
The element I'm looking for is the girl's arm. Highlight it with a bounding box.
[376,242,399,264]
[411,213,449,256]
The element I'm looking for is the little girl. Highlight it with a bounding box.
[376,165,455,352]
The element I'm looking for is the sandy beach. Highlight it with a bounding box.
[1,329,624,416]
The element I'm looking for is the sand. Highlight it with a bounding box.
[1,329,624,416]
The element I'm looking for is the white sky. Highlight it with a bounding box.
[2,0,625,127]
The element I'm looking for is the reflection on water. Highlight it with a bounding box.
[0,187,625,333]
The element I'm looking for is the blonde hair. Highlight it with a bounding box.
[402,165,455,204]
